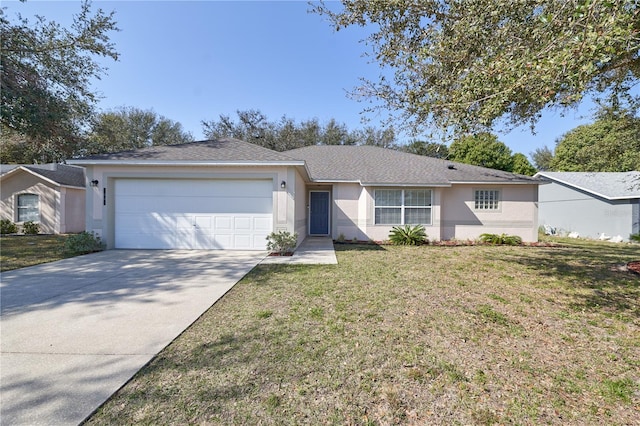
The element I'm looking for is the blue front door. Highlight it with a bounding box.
[309,191,330,235]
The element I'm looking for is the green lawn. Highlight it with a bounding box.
[85,238,639,425]
[0,234,73,271]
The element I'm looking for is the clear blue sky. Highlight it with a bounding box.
[6,0,605,158]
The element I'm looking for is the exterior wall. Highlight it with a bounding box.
[538,181,637,240]
[329,184,443,242]
[0,172,60,234]
[441,184,539,242]
[84,164,295,248]
[333,183,366,240]
[292,168,307,246]
[360,186,443,242]
[60,187,86,233]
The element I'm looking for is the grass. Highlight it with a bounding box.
[0,234,73,271]
[84,237,640,425]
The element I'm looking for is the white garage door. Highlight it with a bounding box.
[114,179,273,250]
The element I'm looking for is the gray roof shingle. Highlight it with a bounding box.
[1,164,85,187]
[285,145,540,185]
[72,138,302,163]
[535,171,640,200]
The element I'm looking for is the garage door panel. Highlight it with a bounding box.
[254,216,272,231]
[234,235,253,250]
[117,231,175,249]
[116,213,177,232]
[115,179,273,250]
[234,217,251,231]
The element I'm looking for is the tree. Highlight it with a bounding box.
[201,110,365,151]
[313,1,640,134]
[82,107,193,155]
[402,141,449,159]
[0,125,85,163]
[551,113,640,171]
[1,1,119,146]
[531,146,554,171]
[449,133,514,171]
[511,153,537,176]
[358,126,396,148]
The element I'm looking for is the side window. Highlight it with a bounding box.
[17,194,40,222]
[474,189,500,210]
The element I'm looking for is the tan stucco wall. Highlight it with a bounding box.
[326,183,538,243]
[360,186,443,242]
[333,183,365,240]
[60,187,86,233]
[0,171,61,234]
[292,168,307,245]
[84,164,296,248]
[441,184,539,242]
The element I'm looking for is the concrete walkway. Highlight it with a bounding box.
[260,237,337,265]
[0,250,265,425]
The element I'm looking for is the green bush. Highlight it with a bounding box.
[389,224,428,245]
[630,233,640,243]
[64,231,106,254]
[22,221,40,235]
[0,219,18,235]
[266,230,298,255]
[479,233,522,245]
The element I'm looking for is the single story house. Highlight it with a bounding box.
[535,171,640,241]
[0,164,86,234]
[69,138,542,250]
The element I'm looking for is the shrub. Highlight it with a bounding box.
[22,221,40,235]
[630,233,640,243]
[64,231,106,254]
[389,224,428,245]
[479,233,522,245]
[0,219,18,235]
[266,230,298,255]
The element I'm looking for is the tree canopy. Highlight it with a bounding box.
[402,141,449,159]
[201,109,397,151]
[1,1,119,144]
[314,1,640,134]
[82,107,194,155]
[531,146,555,171]
[448,133,536,175]
[550,112,640,171]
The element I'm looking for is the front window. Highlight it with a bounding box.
[474,189,500,210]
[375,189,432,225]
[17,194,39,222]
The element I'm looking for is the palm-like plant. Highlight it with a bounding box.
[389,225,428,245]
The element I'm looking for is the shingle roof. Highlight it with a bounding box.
[71,138,302,163]
[535,171,640,200]
[285,145,540,185]
[0,164,85,187]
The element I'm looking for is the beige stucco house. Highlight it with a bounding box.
[69,138,541,250]
[0,164,86,234]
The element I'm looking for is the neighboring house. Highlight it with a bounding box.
[69,138,542,250]
[535,171,640,241]
[0,164,86,234]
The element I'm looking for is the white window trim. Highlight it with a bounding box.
[16,193,40,223]
[474,189,501,212]
[374,189,432,225]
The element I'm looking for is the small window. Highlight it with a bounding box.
[474,190,500,210]
[374,189,432,225]
[17,194,39,222]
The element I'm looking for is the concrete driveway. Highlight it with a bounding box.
[0,249,265,425]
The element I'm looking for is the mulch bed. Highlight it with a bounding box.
[627,260,640,275]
